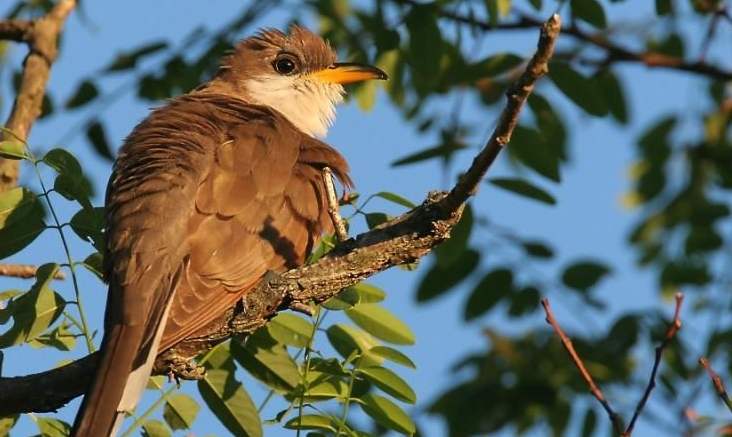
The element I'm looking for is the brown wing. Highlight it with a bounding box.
[159,96,351,352]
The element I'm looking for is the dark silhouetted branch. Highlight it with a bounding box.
[541,298,624,434]
[0,19,32,42]
[0,11,562,418]
[624,292,684,436]
[543,293,685,436]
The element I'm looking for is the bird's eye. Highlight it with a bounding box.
[273,54,298,75]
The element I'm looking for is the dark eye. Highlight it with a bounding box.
[273,54,298,75]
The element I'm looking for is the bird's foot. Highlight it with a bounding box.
[163,355,206,383]
[322,166,349,242]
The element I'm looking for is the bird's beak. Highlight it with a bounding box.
[311,62,388,85]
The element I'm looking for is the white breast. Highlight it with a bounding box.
[244,75,344,137]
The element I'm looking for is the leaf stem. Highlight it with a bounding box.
[32,160,94,353]
[296,307,327,437]
[119,385,176,437]
[337,368,357,436]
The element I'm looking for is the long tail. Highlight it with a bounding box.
[72,322,157,436]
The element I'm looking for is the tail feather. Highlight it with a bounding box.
[71,324,147,436]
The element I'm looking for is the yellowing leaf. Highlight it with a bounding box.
[346,304,415,345]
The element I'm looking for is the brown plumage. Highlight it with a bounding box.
[72,26,384,436]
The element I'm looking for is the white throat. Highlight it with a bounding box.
[244,75,344,137]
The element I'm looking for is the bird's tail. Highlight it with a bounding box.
[72,297,173,437]
[71,323,149,437]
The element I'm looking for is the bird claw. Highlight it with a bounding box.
[163,355,206,382]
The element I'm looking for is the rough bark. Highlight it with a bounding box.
[0,0,76,192]
[0,13,561,417]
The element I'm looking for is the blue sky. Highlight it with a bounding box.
[2,1,732,436]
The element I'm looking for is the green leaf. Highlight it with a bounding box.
[655,0,672,15]
[374,191,416,209]
[571,0,606,27]
[358,366,416,404]
[508,126,561,182]
[0,213,46,259]
[595,69,628,124]
[198,342,262,437]
[0,415,18,436]
[391,142,466,167]
[284,415,338,432]
[163,393,200,430]
[326,324,381,365]
[562,260,611,292]
[416,249,480,302]
[29,321,76,351]
[489,177,556,205]
[267,313,313,348]
[65,80,99,109]
[105,41,168,72]
[528,0,542,10]
[359,393,416,435]
[43,148,82,179]
[324,283,386,310]
[35,417,70,437]
[0,188,42,229]
[405,4,443,86]
[232,334,300,392]
[369,346,416,369]
[485,0,512,24]
[354,80,378,111]
[522,240,554,259]
[528,93,567,161]
[43,149,92,208]
[81,251,105,281]
[141,419,172,437]
[70,207,106,251]
[0,264,65,348]
[433,204,473,268]
[0,140,27,160]
[365,212,390,229]
[464,268,513,321]
[508,286,541,317]
[581,407,597,437]
[346,304,415,345]
[301,370,348,400]
[548,62,608,117]
[86,120,114,161]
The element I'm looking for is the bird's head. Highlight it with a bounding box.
[218,26,387,138]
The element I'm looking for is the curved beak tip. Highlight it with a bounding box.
[314,62,389,85]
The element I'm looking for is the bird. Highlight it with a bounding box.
[72,26,387,436]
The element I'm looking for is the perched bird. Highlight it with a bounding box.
[72,26,386,436]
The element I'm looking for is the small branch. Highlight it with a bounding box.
[0,20,33,42]
[699,357,732,415]
[541,298,625,434]
[0,0,77,192]
[322,166,348,242]
[0,263,65,280]
[440,13,560,212]
[0,11,563,417]
[397,0,732,82]
[623,293,684,436]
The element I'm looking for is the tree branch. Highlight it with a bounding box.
[0,263,65,279]
[398,0,732,82]
[0,0,77,192]
[543,293,685,436]
[699,357,732,415]
[0,19,32,42]
[0,12,561,417]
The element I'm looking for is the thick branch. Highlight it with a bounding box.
[0,13,561,417]
[0,0,76,192]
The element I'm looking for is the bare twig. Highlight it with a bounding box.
[623,293,684,436]
[541,298,625,434]
[0,11,563,417]
[322,166,348,242]
[0,263,66,279]
[440,13,560,212]
[0,0,77,192]
[699,357,732,415]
